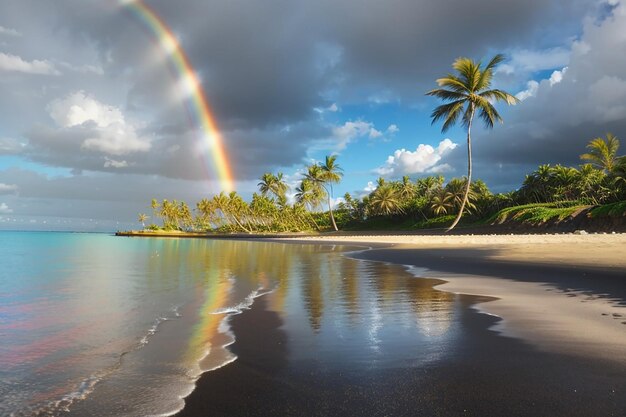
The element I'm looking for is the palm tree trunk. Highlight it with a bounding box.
[447,104,475,232]
[327,195,338,231]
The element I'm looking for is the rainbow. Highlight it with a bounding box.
[120,0,234,192]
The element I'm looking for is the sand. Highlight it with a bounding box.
[280,233,626,362]
[175,233,626,416]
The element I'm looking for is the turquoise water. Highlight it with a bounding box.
[0,232,464,416]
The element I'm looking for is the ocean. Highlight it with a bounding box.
[0,232,464,416]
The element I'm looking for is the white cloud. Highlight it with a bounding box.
[516,80,539,101]
[364,181,376,192]
[0,183,18,194]
[0,203,13,214]
[369,128,383,139]
[328,103,339,112]
[104,158,130,168]
[0,26,21,37]
[387,124,399,134]
[47,91,151,155]
[375,138,457,177]
[328,120,388,150]
[49,91,124,128]
[501,47,571,74]
[549,67,567,86]
[0,52,59,75]
[516,67,568,101]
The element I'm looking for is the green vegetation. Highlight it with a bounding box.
[488,203,585,225]
[137,133,626,233]
[426,54,518,231]
[134,53,626,234]
[589,201,626,218]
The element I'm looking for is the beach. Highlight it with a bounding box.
[176,233,626,416]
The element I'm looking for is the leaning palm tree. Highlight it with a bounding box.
[580,133,620,174]
[426,54,518,231]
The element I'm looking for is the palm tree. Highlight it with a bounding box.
[258,173,277,196]
[295,179,323,231]
[138,213,148,229]
[580,133,620,174]
[258,172,289,205]
[369,185,403,216]
[398,175,416,200]
[430,189,454,216]
[426,54,518,231]
[305,156,343,231]
[445,177,477,213]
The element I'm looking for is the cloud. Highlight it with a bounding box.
[46,91,151,155]
[0,203,13,214]
[103,158,130,168]
[501,47,571,74]
[364,181,376,192]
[48,91,124,128]
[549,67,567,86]
[0,183,18,194]
[375,139,457,177]
[515,68,567,101]
[0,26,21,37]
[458,2,626,189]
[0,137,24,154]
[0,52,59,75]
[324,120,390,151]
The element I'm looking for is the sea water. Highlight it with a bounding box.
[0,232,465,416]
[0,232,288,416]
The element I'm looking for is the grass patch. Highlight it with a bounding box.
[487,202,586,225]
[413,215,456,229]
[588,200,626,218]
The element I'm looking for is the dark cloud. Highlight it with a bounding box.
[2,0,622,227]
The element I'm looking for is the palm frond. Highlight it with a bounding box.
[474,96,502,128]
[483,54,506,72]
[425,88,468,102]
[433,75,468,93]
[480,89,519,105]
[431,100,466,132]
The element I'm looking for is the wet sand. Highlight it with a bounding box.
[177,235,626,416]
[290,233,626,362]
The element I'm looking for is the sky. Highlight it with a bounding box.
[1,0,625,231]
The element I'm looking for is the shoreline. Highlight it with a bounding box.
[284,233,626,361]
[175,237,626,416]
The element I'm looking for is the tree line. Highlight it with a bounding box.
[138,133,626,233]
[137,54,626,233]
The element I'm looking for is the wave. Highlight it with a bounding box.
[13,304,183,417]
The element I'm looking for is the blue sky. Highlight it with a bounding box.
[1,0,625,230]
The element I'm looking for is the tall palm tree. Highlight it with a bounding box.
[305,156,343,231]
[580,133,620,174]
[321,156,343,231]
[426,54,518,231]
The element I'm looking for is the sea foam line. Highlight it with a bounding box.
[14,304,183,417]
[153,286,275,417]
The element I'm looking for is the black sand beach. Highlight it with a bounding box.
[177,244,626,417]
